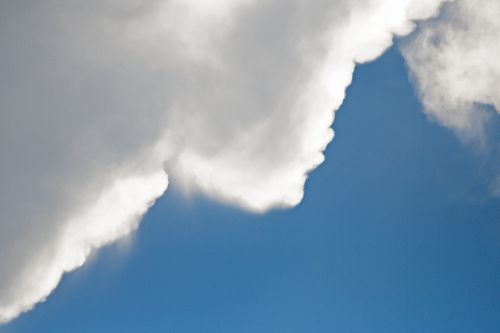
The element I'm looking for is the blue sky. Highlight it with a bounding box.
[2,46,498,333]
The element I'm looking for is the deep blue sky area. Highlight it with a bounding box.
[2,46,499,333]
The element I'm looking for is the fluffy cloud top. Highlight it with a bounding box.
[0,0,453,323]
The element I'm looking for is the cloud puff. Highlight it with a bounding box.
[402,0,500,200]
[402,0,500,139]
[0,0,447,323]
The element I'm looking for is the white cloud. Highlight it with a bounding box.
[0,0,447,323]
[402,0,500,139]
[0,171,167,323]
[402,0,500,200]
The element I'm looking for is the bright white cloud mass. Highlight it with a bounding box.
[0,0,498,323]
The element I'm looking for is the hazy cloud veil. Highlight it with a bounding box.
[2,0,498,323]
[401,0,500,195]
[402,0,500,138]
